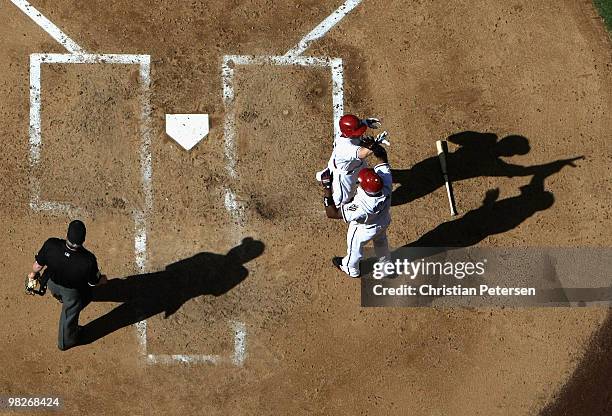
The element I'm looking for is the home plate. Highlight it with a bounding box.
[165,114,209,150]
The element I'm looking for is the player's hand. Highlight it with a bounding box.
[564,156,584,167]
[547,156,584,174]
[359,135,376,149]
[362,118,381,129]
[27,272,37,280]
[375,131,390,146]
[320,170,332,189]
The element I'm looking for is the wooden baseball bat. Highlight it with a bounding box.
[436,140,458,216]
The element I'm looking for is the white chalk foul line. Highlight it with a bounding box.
[284,0,363,57]
[10,0,85,54]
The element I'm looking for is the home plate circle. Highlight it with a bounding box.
[165,114,210,151]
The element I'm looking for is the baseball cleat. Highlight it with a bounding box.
[316,168,330,182]
[332,257,360,278]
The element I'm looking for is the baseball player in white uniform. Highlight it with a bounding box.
[320,164,392,278]
[316,114,387,207]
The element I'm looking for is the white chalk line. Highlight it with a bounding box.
[18,0,355,368]
[147,354,220,365]
[221,53,344,226]
[220,54,345,365]
[28,52,245,365]
[28,54,41,165]
[146,321,247,366]
[232,320,247,365]
[330,58,345,139]
[136,55,153,278]
[28,52,156,359]
[284,0,363,57]
[222,54,345,204]
[10,0,85,54]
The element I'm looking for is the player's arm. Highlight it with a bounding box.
[88,271,107,286]
[318,172,343,219]
[28,240,49,279]
[357,132,389,160]
[88,258,107,286]
[320,177,367,222]
[371,143,388,164]
[357,146,373,159]
[322,187,343,219]
[27,261,44,279]
[87,255,106,287]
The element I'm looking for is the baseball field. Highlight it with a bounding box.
[1,0,611,414]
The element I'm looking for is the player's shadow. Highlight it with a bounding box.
[79,237,265,345]
[361,156,582,305]
[404,156,582,248]
[392,131,533,206]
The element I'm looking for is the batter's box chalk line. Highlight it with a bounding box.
[19,0,362,366]
[221,54,345,219]
[28,52,246,366]
[220,0,362,223]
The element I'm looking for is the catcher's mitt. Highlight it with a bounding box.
[25,272,47,296]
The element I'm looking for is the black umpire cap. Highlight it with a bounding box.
[67,220,86,246]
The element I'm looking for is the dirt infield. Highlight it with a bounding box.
[1,0,611,414]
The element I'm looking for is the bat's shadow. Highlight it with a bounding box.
[79,237,265,345]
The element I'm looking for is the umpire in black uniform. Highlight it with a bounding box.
[28,220,107,350]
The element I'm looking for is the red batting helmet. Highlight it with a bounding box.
[358,168,383,195]
[339,114,367,138]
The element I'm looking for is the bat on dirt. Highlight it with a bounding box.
[436,140,458,216]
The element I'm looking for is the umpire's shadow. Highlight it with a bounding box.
[392,131,533,206]
[80,237,264,345]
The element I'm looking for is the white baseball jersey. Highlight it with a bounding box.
[339,184,392,277]
[373,162,393,197]
[327,137,366,206]
[341,187,391,228]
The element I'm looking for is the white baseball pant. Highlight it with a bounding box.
[341,223,390,277]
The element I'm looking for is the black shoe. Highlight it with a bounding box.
[332,257,343,271]
[331,257,360,278]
